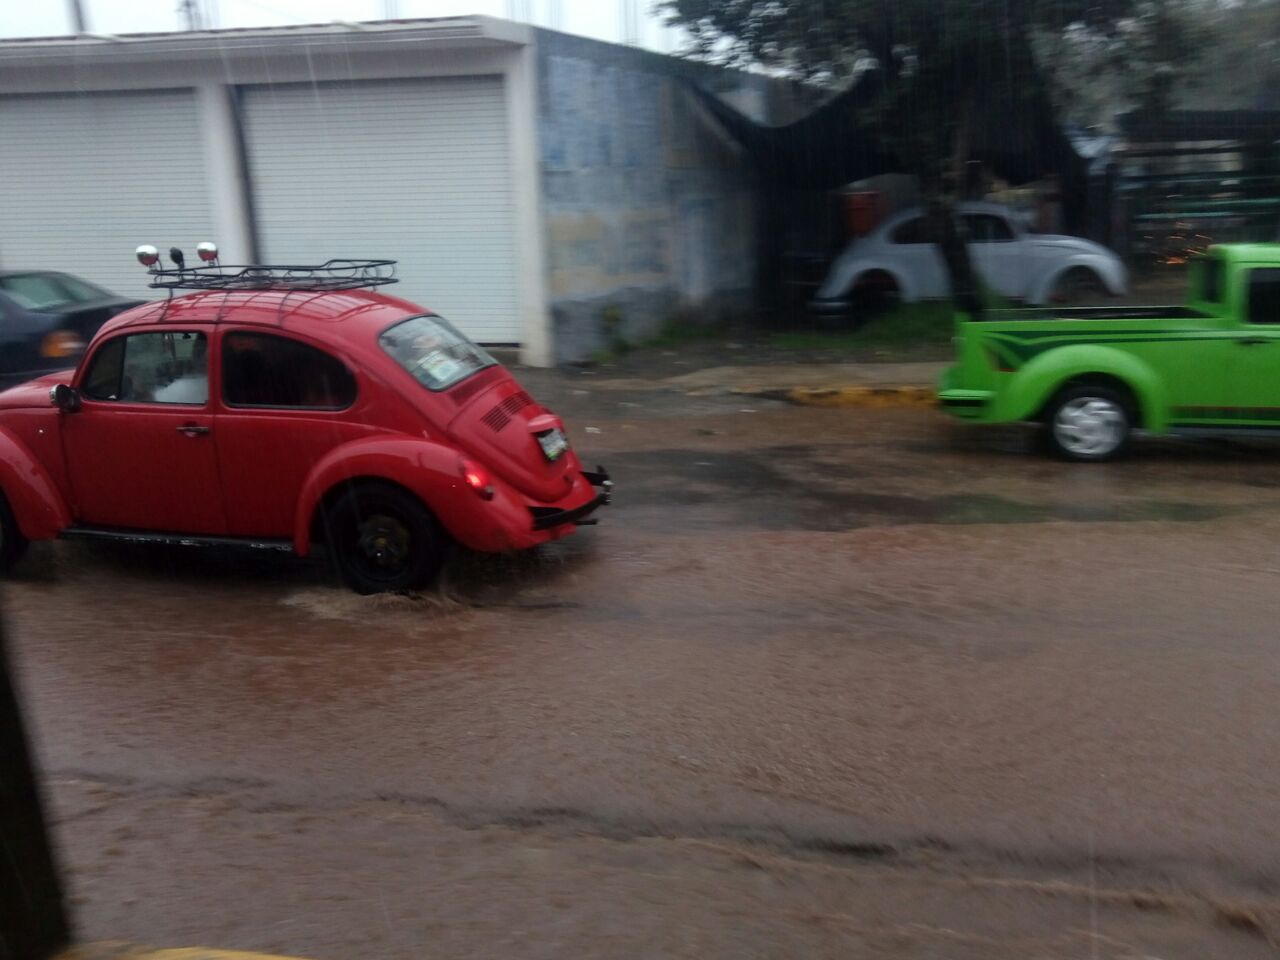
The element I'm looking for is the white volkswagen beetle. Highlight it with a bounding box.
[812,201,1127,318]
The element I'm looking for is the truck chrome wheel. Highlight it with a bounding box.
[1051,394,1128,460]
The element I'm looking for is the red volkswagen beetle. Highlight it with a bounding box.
[0,250,609,593]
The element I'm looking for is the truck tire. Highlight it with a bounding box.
[325,483,448,594]
[0,493,28,574]
[1044,384,1132,462]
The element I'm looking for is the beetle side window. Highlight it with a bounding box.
[82,332,207,404]
[1247,269,1280,325]
[891,217,928,244]
[82,337,126,400]
[962,214,1015,243]
[222,332,356,409]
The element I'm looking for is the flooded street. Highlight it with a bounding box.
[9,379,1280,958]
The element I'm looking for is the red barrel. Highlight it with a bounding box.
[843,191,883,237]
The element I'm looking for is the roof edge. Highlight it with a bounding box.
[0,15,530,64]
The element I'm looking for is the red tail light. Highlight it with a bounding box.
[460,459,495,500]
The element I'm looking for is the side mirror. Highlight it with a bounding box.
[49,384,81,414]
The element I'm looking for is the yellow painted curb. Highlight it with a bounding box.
[60,945,310,960]
[736,386,937,409]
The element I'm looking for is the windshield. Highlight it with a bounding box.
[378,314,497,391]
[0,272,109,311]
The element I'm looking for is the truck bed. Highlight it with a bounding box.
[976,305,1210,322]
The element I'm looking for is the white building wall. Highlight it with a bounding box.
[0,20,553,364]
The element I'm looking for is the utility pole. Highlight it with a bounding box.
[67,0,87,33]
[545,0,563,29]
[177,0,204,31]
[382,0,399,18]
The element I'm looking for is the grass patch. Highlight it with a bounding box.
[641,319,732,350]
[770,303,955,356]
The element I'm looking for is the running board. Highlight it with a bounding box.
[1169,426,1280,438]
[60,527,295,552]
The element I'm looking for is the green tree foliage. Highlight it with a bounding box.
[1178,0,1280,110]
[661,0,1206,175]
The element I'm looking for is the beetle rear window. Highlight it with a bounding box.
[379,315,497,391]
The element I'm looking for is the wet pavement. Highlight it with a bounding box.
[9,377,1280,958]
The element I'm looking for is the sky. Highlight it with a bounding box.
[0,0,679,51]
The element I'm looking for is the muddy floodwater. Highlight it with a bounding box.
[9,382,1280,958]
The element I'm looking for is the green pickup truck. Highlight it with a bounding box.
[939,243,1280,460]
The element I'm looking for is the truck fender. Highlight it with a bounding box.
[997,345,1169,432]
[292,435,528,556]
[0,428,71,540]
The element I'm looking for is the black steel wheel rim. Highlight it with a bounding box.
[351,513,412,582]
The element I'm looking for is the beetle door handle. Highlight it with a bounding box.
[177,423,211,437]
[1239,337,1269,346]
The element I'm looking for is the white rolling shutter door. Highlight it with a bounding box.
[241,77,519,344]
[0,90,214,300]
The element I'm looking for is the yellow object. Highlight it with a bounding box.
[39,330,86,359]
[736,386,937,408]
[59,945,310,960]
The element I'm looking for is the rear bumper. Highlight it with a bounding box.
[938,390,993,419]
[529,466,612,530]
[937,367,993,420]
[444,464,611,554]
[809,297,849,319]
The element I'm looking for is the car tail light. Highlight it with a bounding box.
[460,459,495,500]
[40,330,86,359]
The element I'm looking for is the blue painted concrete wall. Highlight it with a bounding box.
[534,30,765,363]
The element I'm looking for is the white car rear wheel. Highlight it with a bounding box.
[1053,267,1107,305]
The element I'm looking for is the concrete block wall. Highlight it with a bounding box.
[534,30,763,362]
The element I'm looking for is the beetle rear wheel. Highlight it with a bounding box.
[1052,267,1107,305]
[325,483,447,594]
[848,272,901,326]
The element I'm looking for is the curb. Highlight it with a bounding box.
[740,386,937,409]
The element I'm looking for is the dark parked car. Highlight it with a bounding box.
[0,272,144,389]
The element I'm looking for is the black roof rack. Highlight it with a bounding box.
[146,259,398,292]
